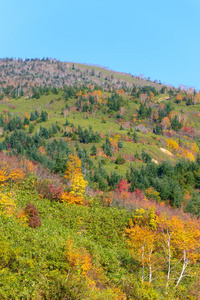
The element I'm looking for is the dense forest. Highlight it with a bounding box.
[1,59,200,299]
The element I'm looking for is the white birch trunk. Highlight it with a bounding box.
[166,230,171,287]
[175,250,188,288]
[141,245,144,282]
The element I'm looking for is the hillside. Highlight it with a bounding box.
[1,59,200,299]
[0,58,165,93]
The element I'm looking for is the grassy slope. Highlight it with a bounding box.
[70,63,165,90]
[1,92,198,170]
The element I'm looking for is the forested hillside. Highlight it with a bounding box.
[1,59,200,299]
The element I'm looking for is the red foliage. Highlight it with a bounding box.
[134,189,145,201]
[165,131,173,137]
[115,178,129,193]
[36,180,63,202]
[47,183,63,201]
[182,127,194,134]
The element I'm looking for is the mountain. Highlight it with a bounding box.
[0,57,165,92]
[0,58,200,299]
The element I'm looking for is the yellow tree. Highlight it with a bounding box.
[172,219,200,287]
[157,215,200,288]
[127,209,200,289]
[64,154,88,197]
[126,223,157,283]
[157,214,177,287]
[126,208,158,283]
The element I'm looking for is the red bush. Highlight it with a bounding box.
[35,179,63,201]
[25,203,41,228]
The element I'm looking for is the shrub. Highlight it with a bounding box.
[25,203,41,228]
[35,180,63,202]
[115,155,125,165]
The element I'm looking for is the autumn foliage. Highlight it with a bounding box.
[126,208,200,288]
[24,202,41,228]
[64,154,88,198]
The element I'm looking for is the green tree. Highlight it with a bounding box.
[90,144,97,156]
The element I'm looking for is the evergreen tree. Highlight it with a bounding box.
[133,131,138,143]
[40,110,48,122]
[91,144,97,156]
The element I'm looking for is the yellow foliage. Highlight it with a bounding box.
[114,134,121,141]
[65,155,88,197]
[145,187,161,202]
[0,192,16,216]
[185,150,195,161]
[148,207,157,230]
[191,142,199,154]
[178,147,195,161]
[76,91,82,97]
[133,208,146,226]
[166,139,179,150]
[65,154,82,180]
[70,173,88,197]
[23,111,30,119]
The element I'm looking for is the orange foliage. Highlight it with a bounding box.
[22,159,35,174]
[65,237,127,298]
[116,89,124,95]
[38,146,47,155]
[65,237,93,281]
[76,91,82,97]
[126,208,200,286]
[0,160,25,185]
[153,111,159,121]
[110,138,118,151]
[161,117,171,129]
[0,154,36,186]
[23,111,30,119]
[16,208,28,225]
[61,191,83,205]
[149,91,154,101]
[176,93,182,102]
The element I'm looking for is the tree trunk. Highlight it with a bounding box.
[175,250,188,288]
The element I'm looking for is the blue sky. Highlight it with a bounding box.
[0,0,200,90]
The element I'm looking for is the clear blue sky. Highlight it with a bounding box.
[0,0,200,90]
